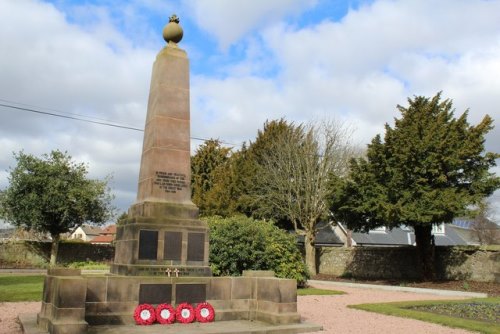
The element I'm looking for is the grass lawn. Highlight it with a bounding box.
[0,275,44,302]
[350,297,500,334]
[297,287,345,296]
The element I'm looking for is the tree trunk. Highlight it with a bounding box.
[346,229,353,247]
[50,234,60,266]
[304,232,317,276]
[414,225,435,281]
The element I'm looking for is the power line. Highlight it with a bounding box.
[0,98,114,123]
[0,102,143,132]
[0,100,239,146]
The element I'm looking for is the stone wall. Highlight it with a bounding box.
[318,246,499,282]
[0,241,114,267]
[434,246,499,282]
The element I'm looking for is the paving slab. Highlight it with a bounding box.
[19,313,322,334]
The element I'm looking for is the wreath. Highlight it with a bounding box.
[133,304,156,325]
[176,303,195,323]
[156,303,176,324]
[195,302,215,323]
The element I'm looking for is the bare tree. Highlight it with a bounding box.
[472,200,500,245]
[251,120,356,275]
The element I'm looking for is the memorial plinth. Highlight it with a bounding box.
[111,17,210,277]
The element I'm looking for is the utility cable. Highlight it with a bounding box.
[0,101,238,146]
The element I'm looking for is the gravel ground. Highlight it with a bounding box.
[0,302,39,334]
[1,284,477,334]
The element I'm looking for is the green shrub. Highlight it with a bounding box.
[66,261,110,270]
[204,215,309,284]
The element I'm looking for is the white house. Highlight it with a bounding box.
[70,225,102,242]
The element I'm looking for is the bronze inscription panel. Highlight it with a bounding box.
[138,230,158,260]
[175,284,206,304]
[164,231,182,261]
[154,171,188,193]
[187,233,205,261]
[139,284,172,304]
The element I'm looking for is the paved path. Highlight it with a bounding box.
[300,282,478,334]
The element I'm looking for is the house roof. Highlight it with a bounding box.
[296,221,344,246]
[352,227,411,246]
[80,225,103,236]
[315,221,343,245]
[101,225,116,235]
[90,234,114,244]
[433,225,469,246]
[315,222,471,247]
[453,218,474,229]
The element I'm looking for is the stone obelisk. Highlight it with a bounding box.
[111,15,211,276]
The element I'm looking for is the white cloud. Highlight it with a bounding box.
[183,0,317,49]
[0,0,156,213]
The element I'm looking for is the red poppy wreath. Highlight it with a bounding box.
[195,302,215,323]
[176,302,195,323]
[156,303,176,324]
[133,304,156,325]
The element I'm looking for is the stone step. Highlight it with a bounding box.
[21,314,323,334]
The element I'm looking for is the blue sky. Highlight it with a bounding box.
[0,0,499,223]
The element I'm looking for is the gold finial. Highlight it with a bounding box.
[163,14,183,44]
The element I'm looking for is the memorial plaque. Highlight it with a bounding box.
[164,231,182,261]
[175,284,206,304]
[187,233,204,261]
[139,284,172,304]
[138,230,158,260]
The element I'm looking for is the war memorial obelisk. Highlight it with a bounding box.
[30,15,321,334]
[111,15,211,277]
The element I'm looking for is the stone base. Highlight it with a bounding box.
[112,201,211,276]
[35,269,89,334]
[33,270,311,333]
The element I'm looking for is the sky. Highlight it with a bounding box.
[0,0,499,226]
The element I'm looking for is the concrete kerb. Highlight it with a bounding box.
[307,279,488,298]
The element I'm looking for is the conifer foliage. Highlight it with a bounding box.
[330,92,499,280]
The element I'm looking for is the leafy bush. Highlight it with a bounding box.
[204,215,309,284]
[66,261,110,270]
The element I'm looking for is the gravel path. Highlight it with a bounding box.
[0,302,39,334]
[300,282,476,334]
[1,284,476,334]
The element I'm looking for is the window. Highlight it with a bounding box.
[371,226,387,233]
[432,223,445,235]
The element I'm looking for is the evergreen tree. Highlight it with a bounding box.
[244,119,299,224]
[330,93,499,280]
[191,139,231,215]
[203,147,252,217]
